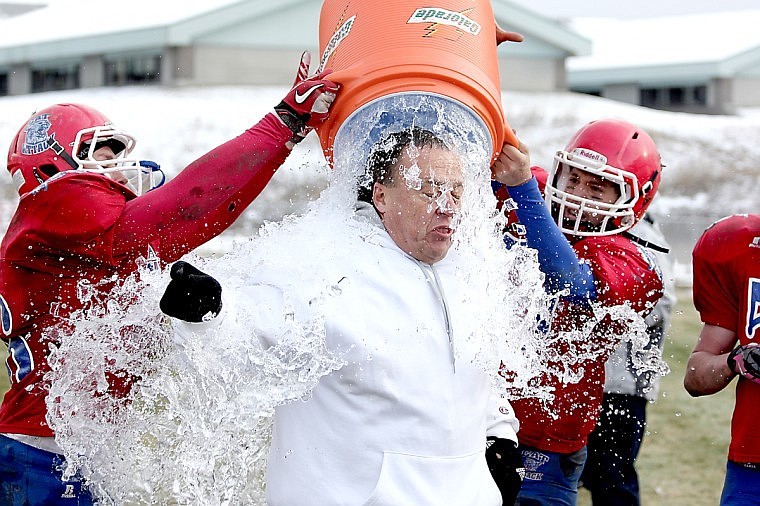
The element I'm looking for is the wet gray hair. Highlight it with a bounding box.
[357,127,450,202]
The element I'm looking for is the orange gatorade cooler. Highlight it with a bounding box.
[317,0,518,167]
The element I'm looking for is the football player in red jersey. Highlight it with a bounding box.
[685,214,760,505]
[491,119,664,505]
[0,52,338,505]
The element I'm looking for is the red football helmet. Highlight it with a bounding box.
[544,119,662,237]
[6,103,164,197]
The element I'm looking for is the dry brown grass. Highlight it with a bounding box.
[579,288,734,505]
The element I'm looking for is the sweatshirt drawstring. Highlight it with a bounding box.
[416,261,455,371]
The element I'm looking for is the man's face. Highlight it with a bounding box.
[561,166,620,226]
[372,145,464,264]
[91,144,129,187]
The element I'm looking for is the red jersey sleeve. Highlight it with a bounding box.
[110,112,293,263]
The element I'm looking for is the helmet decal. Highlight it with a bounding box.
[570,148,607,168]
[21,114,52,155]
[11,169,26,193]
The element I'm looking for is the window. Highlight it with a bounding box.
[31,63,79,93]
[692,85,707,105]
[641,85,707,109]
[668,87,684,105]
[640,88,659,108]
[105,54,161,86]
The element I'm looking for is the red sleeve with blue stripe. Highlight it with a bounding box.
[499,177,596,301]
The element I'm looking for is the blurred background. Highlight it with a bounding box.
[2,0,759,285]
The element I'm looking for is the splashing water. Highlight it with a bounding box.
[44,92,667,504]
[46,259,345,504]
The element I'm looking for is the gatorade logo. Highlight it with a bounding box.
[408,8,481,35]
[319,15,356,72]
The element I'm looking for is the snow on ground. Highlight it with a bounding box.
[1,85,759,282]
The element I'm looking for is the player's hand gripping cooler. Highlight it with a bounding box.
[275,51,340,148]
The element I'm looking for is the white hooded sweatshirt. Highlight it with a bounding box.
[176,208,519,505]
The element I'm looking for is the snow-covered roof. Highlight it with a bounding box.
[0,0,242,47]
[0,0,588,52]
[491,0,591,57]
[568,9,760,71]
[0,0,324,67]
[0,2,44,18]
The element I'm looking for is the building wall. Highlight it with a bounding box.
[8,64,30,96]
[601,83,639,105]
[570,78,748,115]
[185,47,571,91]
[171,46,195,85]
[187,46,317,86]
[2,45,573,93]
[709,78,735,114]
[732,77,760,107]
[499,57,566,92]
[81,55,105,89]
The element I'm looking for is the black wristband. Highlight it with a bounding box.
[274,101,309,143]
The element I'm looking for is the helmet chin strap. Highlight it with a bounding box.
[623,231,671,254]
[559,211,671,253]
[45,136,79,171]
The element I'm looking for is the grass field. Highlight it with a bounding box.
[0,288,734,504]
[579,287,735,505]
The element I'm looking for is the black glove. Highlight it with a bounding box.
[486,437,524,506]
[274,51,339,147]
[728,343,760,385]
[160,261,222,323]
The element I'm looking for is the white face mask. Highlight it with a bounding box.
[73,125,165,196]
[545,148,638,237]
